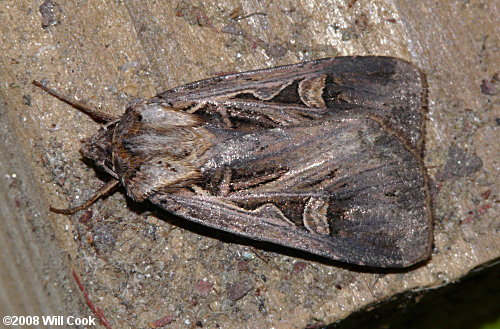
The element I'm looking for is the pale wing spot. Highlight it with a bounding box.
[303,197,330,235]
[252,204,296,227]
[298,75,327,108]
[252,80,295,100]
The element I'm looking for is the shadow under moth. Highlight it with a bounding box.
[35,56,432,268]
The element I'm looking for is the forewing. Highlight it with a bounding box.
[150,117,432,267]
[157,56,426,150]
[147,57,430,267]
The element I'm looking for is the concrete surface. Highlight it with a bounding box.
[0,1,498,328]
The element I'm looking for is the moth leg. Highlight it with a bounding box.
[50,179,119,215]
[32,80,117,123]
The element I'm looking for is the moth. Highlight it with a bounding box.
[35,56,432,268]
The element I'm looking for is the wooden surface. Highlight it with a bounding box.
[0,0,498,328]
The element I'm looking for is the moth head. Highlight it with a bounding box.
[80,121,117,179]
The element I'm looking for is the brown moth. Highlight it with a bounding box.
[35,56,432,268]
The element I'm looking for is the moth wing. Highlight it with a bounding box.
[148,57,430,267]
[151,187,430,268]
[150,117,432,268]
[157,56,426,150]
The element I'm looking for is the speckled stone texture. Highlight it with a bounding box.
[0,1,498,328]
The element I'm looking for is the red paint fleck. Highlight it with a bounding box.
[194,280,213,296]
[293,261,307,273]
[478,203,492,215]
[148,315,175,328]
[237,260,250,272]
